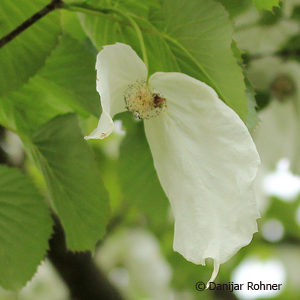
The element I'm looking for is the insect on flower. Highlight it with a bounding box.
[153,94,166,108]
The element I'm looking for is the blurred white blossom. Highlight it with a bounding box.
[234,1,299,55]
[96,228,175,300]
[0,261,69,300]
[232,257,286,299]
[248,57,300,173]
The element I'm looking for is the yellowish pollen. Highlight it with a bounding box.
[124,80,166,119]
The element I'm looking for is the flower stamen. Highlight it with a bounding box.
[124,80,166,119]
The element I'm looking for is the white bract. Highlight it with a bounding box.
[85,43,260,283]
[248,57,300,173]
[96,229,173,300]
[234,6,299,55]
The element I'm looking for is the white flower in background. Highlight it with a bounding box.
[248,57,300,96]
[234,4,299,55]
[96,229,174,300]
[0,130,24,166]
[253,165,271,214]
[254,101,298,171]
[284,0,300,17]
[232,257,286,299]
[86,43,260,282]
[248,57,300,173]
[263,158,300,201]
[0,261,69,300]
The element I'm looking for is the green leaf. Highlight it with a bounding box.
[0,166,52,290]
[231,41,259,131]
[30,114,110,251]
[80,0,248,120]
[0,0,61,96]
[79,1,180,75]
[253,0,280,11]
[258,6,282,26]
[0,76,73,135]
[118,114,169,230]
[61,10,87,41]
[245,78,259,132]
[38,35,99,117]
[0,34,99,135]
[216,0,252,18]
[157,0,248,120]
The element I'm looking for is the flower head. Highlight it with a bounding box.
[234,6,298,55]
[86,43,260,283]
[248,57,300,173]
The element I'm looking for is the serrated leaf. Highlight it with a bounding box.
[30,114,110,251]
[0,0,61,96]
[158,0,248,120]
[79,1,179,75]
[231,41,259,131]
[38,35,99,117]
[245,79,259,132]
[253,0,280,11]
[81,0,248,120]
[0,166,52,290]
[0,35,99,135]
[0,76,73,135]
[118,115,169,229]
[216,0,252,18]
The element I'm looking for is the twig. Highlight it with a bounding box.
[0,0,63,48]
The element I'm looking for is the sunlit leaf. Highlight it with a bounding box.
[81,0,248,120]
[0,0,61,96]
[0,35,99,135]
[0,77,73,135]
[118,115,169,230]
[38,35,99,117]
[30,114,110,250]
[0,166,52,290]
[253,0,280,11]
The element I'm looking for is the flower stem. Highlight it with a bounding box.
[62,3,149,70]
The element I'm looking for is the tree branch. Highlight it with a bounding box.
[0,0,63,49]
[48,216,124,300]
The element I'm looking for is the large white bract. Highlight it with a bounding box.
[85,43,260,283]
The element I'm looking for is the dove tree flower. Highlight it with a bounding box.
[85,43,260,282]
[248,57,300,173]
[234,5,298,55]
[96,228,173,299]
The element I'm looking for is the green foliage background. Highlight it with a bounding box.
[0,0,299,299]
